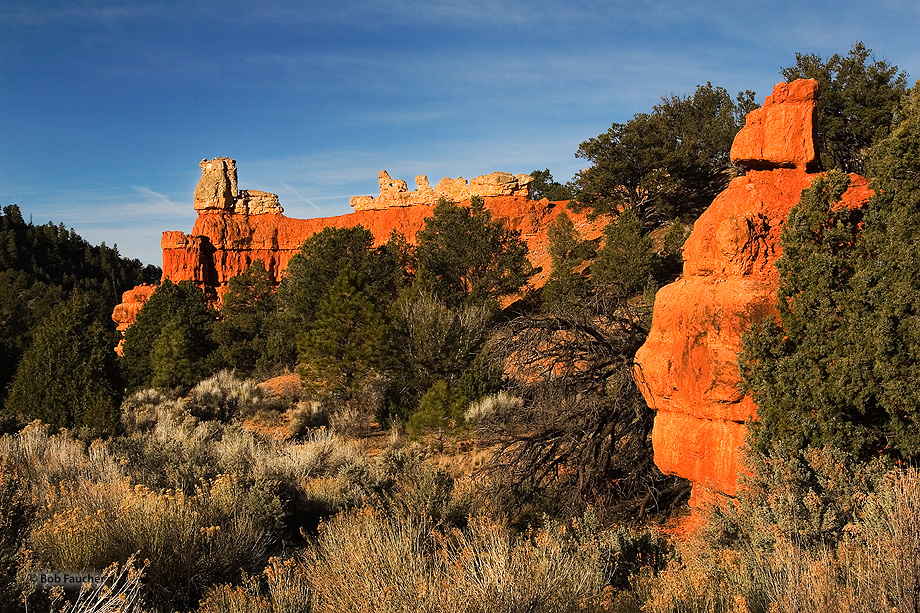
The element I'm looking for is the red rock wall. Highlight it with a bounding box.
[111,284,158,355]
[633,79,872,506]
[161,194,603,302]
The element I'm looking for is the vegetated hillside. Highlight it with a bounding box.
[0,204,160,420]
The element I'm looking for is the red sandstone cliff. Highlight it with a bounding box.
[114,160,607,332]
[633,80,872,507]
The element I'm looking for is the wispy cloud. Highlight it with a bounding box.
[278,182,322,212]
[0,2,161,25]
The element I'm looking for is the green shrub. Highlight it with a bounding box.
[408,380,455,436]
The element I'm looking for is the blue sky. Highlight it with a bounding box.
[1,0,918,266]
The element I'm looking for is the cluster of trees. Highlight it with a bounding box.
[114,197,530,430]
[0,205,159,432]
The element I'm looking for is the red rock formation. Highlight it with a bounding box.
[633,79,872,507]
[114,159,606,334]
[111,284,157,355]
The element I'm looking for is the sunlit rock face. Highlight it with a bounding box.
[114,160,607,334]
[633,79,872,506]
[111,284,157,356]
[349,170,534,211]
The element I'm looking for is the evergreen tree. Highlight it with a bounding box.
[150,316,203,389]
[742,87,920,460]
[277,227,409,369]
[120,280,217,391]
[781,42,908,174]
[0,205,159,412]
[529,169,574,201]
[591,208,655,300]
[279,226,406,326]
[573,83,756,224]
[213,260,279,377]
[296,264,389,402]
[414,196,533,309]
[541,212,595,311]
[4,294,122,434]
[386,289,492,417]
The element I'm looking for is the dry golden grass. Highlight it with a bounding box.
[639,466,920,613]
[303,508,607,613]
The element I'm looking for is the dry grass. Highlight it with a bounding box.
[304,508,607,613]
[29,473,278,610]
[464,391,523,425]
[198,557,311,613]
[187,370,276,422]
[47,554,147,613]
[640,465,920,613]
[17,377,920,613]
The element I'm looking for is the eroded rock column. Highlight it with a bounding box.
[633,79,871,506]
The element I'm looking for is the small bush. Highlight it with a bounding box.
[408,380,456,436]
[639,447,920,613]
[198,556,311,613]
[187,370,273,423]
[287,401,329,436]
[0,421,122,495]
[465,391,523,425]
[29,474,279,611]
[120,388,186,434]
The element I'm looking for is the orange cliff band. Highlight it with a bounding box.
[632,79,872,508]
[112,160,609,342]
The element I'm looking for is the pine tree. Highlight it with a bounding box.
[213,260,279,377]
[120,280,217,391]
[414,196,533,308]
[296,264,389,402]
[150,316,202,389]
[591,208,654,300]
[4,294,122,434]
[541,212,595,311]
[277,227,408,370]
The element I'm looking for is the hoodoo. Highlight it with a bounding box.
[633,79,872,507]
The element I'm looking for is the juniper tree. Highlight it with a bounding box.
[591,208,654,300]
[742,85,920,460]
[781,42,908,174]
[573,83,755,224]
[5,294,122,434]
[529,169,574,202]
